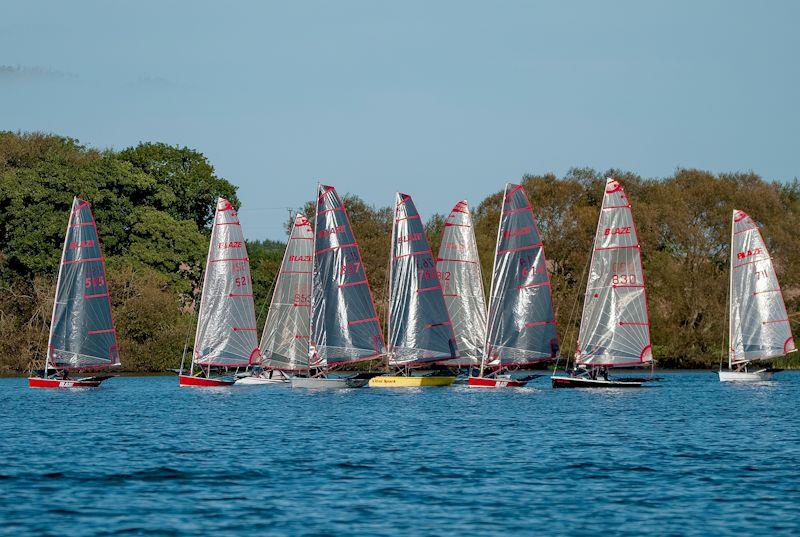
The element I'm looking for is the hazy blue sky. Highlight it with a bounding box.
[2,1,798,240]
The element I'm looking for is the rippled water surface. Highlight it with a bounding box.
[2,372,799,535]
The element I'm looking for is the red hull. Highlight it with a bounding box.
[28,377,103,388]
[468,376,528,388]
[178,374,235,387]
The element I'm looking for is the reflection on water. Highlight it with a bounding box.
[1,372,799,535]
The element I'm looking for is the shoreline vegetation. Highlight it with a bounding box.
[1,131,798,374]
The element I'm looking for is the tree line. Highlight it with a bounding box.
[1,131,797,373]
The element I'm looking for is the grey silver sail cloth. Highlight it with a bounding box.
[576,178,653,367]
[437,200,486,365]
[259,214,313,371]
[389,193,457,365]
[484,184,558,368]
[48,197,120,369]
[729,209,795,365]
[310,185,384,368]
[194,198,260,367]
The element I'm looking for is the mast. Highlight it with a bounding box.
[575,178,652,369]
[192,198,260,370]
[259,214,313,372]
[388,193,457,366]
[437,200,487,367]
[728,211,735,371]
[482,183,558,372]
[728,209,795,366]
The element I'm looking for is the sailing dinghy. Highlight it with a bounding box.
[28,197,120,388]
[179,198,260,387]
[719,210,795,381]
[290,185,384,389]
[551,178,653,388]
[469,184,559,388]
[368,193,458,388]
[236,214,313,385]
[437,200,486,372]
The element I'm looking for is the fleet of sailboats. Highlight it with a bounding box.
[26,182,798,389]
[720,210,796,381]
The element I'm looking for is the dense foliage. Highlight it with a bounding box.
[1,131,797,373]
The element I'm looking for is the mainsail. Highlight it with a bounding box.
[311,185,384,368]
[484,184,558,368]
[389,193,457,365]
[576,178,652,367]
[436,200,486,365]
[259,214,313,371]
[193,198,259,367]
[47,197,119,369]
[729,209,795,365]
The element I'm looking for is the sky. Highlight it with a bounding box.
[2,1,799,240]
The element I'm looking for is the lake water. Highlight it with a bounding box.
[1,372,799,536]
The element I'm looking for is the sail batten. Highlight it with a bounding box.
[728,210,795,365]
[193,198,259,367]
[259,214,313,371]
[483,184,558,368]
[389,193,457,365]
[47,197,120,370]
[576,178,652,367]
[311,185,384,368]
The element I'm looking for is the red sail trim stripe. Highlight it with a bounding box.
[602,205,631,210]
[619,321,649,326]
[73,200,90,213]
[318,206,345,215]
[518,281,550,290]
[69,221,96,228]
[594,244,638,252]
[762,319,790,325]
[753,289,780,295]
[450,208,469,214]
[497,243,542,255]
[502,206,532,216]
[229,292,253,297]
[348,316,379,326]
[436,257,477,264]
[394,249,432,260]
[316,242,357,255]
[210,257,250,263]
[339,279,367,288]
[417,285,443,293]
[293,303,310,307]
[88,328,116,335]
[444,222,471,227]
[396,214,421,222]
[294,237,314,240]
[395,194,412,207]
[524,320,556,328]
[318,185,335,201]
[295,335,310,339]
[442,293,460,297]
[63,257,104,265]
[214,222,241,226]
[232,327,258,331]
[505,184,525,199]
[733,257,771,269]
[425,321,452,328]
[84,292,110,299]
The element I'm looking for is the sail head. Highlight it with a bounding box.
[576,178,652,367]
[193,198,260,367]
[484,184,558,368]
[48,197,119,369]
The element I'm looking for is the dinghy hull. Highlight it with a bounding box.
[291,377,368,389]
[551,375,643,388]
[28,376,108,388]
[718,369,779,382]
[368,376,455,388]
[468,376,528,388]
[178,375,235,387]
[234,375,288,385]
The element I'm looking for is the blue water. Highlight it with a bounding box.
[1,372,799,536]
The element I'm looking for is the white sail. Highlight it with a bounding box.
[193,198,260,367]
[437,200,486,365]
[576,178,652,367]
[259,214,313,371]
[729,210,795,366]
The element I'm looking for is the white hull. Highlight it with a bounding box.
[718,369,776,382]
[234,375,288,385]
[290,376,368,389]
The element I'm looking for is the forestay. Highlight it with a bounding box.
[260,214,313,371]
[484,184,559,368]
[194,198,260,367]
[311,185,384,368]
[389,193,457,365]
[48,197,119,369]
[576,178,652,367]
[729,210,795,365]
[437,200,486,365]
